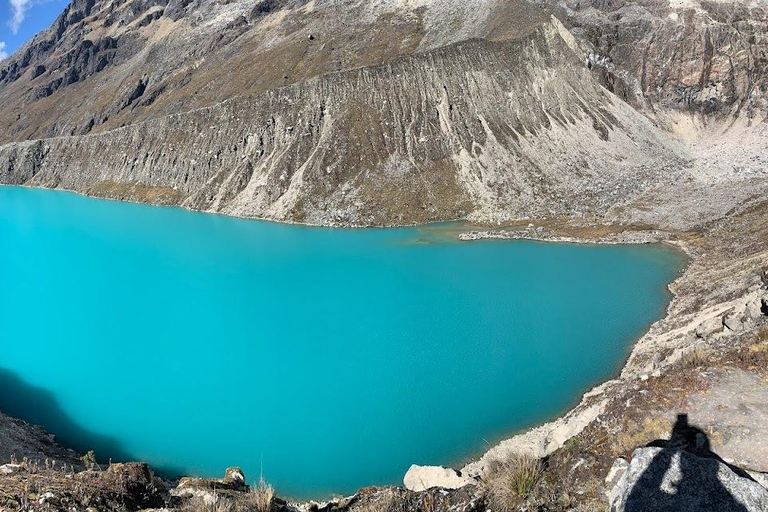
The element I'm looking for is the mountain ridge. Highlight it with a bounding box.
[0,13,687,226]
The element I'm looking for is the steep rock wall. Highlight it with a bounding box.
[539,0,768,119]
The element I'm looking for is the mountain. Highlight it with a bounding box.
[0,0,552,142]
[0,0,692,226]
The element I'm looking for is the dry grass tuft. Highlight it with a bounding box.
[737,337,768,369]
[681,347,709,368]
[237,476,274,512]
[485,453,543,511]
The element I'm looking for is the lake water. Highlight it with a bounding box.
[0,186,682,498]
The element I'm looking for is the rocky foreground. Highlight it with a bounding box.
[1,0,768,510]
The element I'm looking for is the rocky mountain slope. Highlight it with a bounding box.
[0,0,550,142]
[538,0,768,121]
[0,0,692,226]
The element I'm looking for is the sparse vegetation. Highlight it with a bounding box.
[89,180,182,205]
[80,450,97,471]
[355,492,399,512]
[681,347,709,368]
[238,476,274,512]
[484,454,543,511]
[736,334,768,369]
[612,417,672,457]
[181,494,234,512]
[0,458,165,510]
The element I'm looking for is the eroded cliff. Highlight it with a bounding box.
[0,2,686,226]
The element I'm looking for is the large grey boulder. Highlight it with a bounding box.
[610,447,768,511]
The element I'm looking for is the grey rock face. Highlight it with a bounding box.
[537,0,768,117]
[610,447,768,512]
[605,457,629,497]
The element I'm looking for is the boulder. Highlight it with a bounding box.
[403,464,477,492]
[610,447,768,511]
[173,467,250,501]
[0,463,23,475]
[695,316,724,339]
[223,466,247,490]
[104,463,166,509]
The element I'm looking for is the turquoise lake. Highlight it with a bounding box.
[0,186,683,498]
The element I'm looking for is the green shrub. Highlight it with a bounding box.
[81,450,97,470]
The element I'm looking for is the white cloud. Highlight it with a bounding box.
[8,0,34,34]
[0,41,8,61]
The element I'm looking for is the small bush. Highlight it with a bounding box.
[738,339,768,368]
[681,347,708,368]
[485,453,543,511]
[80,451,97,471]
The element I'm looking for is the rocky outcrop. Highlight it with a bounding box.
[171,466,249,500]
[0,461,167,511]
[538,0,768,119]
[609,447,768,511]
[403,464,478,491]
[0,408,82,472]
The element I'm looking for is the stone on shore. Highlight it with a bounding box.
[223,467,247,490]
[0,464,22,475]
[403,464,477,492]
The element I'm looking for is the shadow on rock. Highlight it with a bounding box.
[613,413,768,512]
[0,366,186,477]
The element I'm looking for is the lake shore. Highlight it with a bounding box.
[459,218,767,479]
[0,125,767,509]
[0,189,765,510]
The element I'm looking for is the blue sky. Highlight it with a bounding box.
[0,0,68,61]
